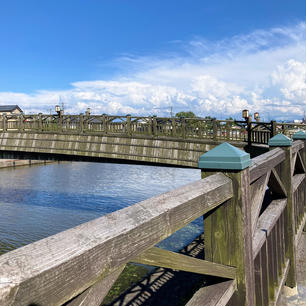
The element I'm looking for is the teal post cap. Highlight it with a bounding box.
[198,142,251,170]
[293,130,306,140]
[268,134,292,147]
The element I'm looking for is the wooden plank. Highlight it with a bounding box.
[260,241,270,306]
[65,266,125,306]
[269,168,287,198]
[203,169,255,306]
[271,227,279,285]
[291,140,304,154]
[186,280,236,306]
[276,219,283,278]
[295,151,306,174]
[132,247,236,279]
[291,152,297,176]
[295,211,306,249]
[277,146,297,288]
[274,259,290,306]
[292,174,305,193]
[0,173,233,306]
[267,233,275,301]
[280,212,286,268]
[254,251,264,306]
[252,199,287,259]
[250,148,285,183]
[251,171,270,235]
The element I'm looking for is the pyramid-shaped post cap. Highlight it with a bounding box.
[268,134,292,147]
[198,142,251,170]
[293,130,306,140]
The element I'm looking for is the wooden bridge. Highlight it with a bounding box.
[0,114,305,166]
[0,115,306,306]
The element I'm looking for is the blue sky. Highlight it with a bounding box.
[0,0,305,119]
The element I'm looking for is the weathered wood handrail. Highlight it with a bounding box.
[252,199,287,259]
[0,173,233,306]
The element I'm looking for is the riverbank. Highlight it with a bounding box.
[0,159,53,169]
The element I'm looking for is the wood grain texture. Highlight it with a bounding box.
[65,266,125,306]
[132,247,236,279]
[295,211,306,249]
[250,148,285,183]
[186,280,236,306]
[0,173,232,306]
[252,199,287,259]
[278,146,297,288]
[295,151,306,174]
[203,169,255,306]
[250,171,270,235]
[292,174,305,193]
[291,152,297,176]
[291,140,304,154]
[274,260,290,306]
[269,168,287,198]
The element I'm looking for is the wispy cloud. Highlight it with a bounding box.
[0,22,305,120]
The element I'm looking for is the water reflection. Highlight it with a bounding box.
[0,162,201,254]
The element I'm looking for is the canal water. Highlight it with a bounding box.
[0,162,201,255]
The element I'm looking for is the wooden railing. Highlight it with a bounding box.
[0,137,305,305]
[200,139,306,306]
[1,114,306,144]
[0,173,235,306]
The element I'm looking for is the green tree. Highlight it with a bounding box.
[175,111,196,118]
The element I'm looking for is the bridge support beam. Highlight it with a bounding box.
[199,142,255,306]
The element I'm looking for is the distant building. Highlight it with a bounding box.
[0,105,23,115]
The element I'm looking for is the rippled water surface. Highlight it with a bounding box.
[0,162,201,255]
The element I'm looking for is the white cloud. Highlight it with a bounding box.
[0,22,305,120]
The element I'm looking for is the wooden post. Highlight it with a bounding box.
[293,131,306,233]
[153,116,157,136]
[199,143,255,306]
[38,113,43,131]
[66,117,70,131]
[247,120,252,147]
[212,119,217,141]
[181,117,186,138]
[126,115,131,136]
[148,117,152,136]
[226,122,230,140]
[2,114,7,131]
[271,121,277,138]
[269,134,296,288]
[58,115,63,133]
[79,114,84,133]
[102,115,108,134]
[18,114,23,131]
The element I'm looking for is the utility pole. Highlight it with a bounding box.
[153,106,174,117]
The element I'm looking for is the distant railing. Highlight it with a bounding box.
[1,113,305,145]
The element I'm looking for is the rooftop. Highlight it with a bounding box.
[0,105,22,112]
